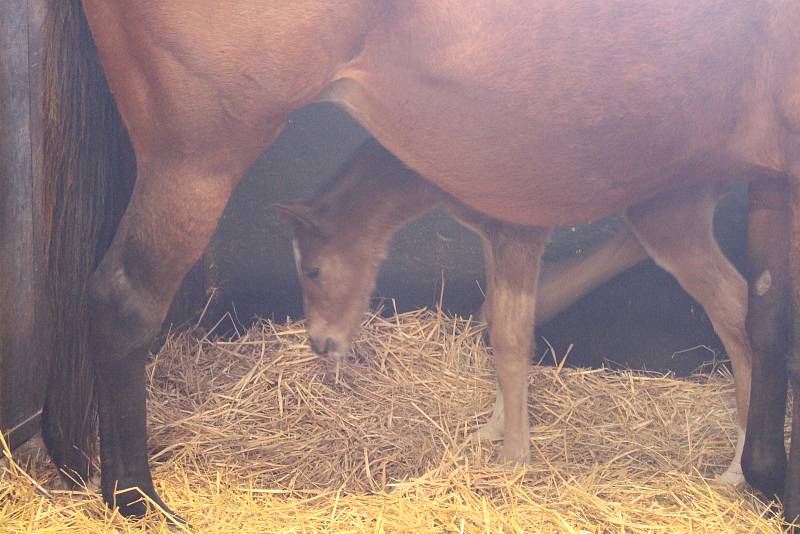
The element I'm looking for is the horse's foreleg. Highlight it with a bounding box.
[476,222,550,464]
[783,172,800,522]
[88,141,279,517]
[738,177,790,502]
[624,184,753,486]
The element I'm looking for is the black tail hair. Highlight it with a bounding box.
[40,0,135,481]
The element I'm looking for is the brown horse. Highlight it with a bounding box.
[280,137,751,484]
[41,0,800,521]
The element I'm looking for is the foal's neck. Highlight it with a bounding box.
[319,140,443,243]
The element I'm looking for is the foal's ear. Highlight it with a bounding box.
[276,202,331,237]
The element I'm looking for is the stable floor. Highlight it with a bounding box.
[0,310,787,533]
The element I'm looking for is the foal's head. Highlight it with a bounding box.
[278,139,441,360]
[278,201,384,360]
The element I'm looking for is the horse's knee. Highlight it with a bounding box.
[87,264,163,368]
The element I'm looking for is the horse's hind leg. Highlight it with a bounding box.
[87,130,282,516]
[624,184,753,485]
[471,220,550,463]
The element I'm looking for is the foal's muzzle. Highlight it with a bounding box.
[310,336,339,357]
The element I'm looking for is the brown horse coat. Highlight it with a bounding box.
[42,0,800,521]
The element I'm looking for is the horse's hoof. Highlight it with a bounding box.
[783,503,800,528]
[106,486,186,527]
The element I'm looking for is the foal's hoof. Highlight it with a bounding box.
[716,466,745,487]
[474,422,504,442]
[497,445,531,466]
[87,474,102,493]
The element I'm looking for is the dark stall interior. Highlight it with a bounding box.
[188,103,749,377]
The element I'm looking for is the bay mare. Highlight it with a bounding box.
[41,0,800,521]
[280,137,752,484]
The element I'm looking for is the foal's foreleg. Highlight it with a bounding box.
[624,184,753,485]
[475,224,646,329]
[474,223,645,443]
[476,222,550,464]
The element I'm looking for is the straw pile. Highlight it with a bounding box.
[0,308,790,532]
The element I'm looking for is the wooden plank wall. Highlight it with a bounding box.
[0,0,48,450]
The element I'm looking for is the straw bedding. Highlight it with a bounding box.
[0,308,789,532]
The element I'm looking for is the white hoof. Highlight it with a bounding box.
[50,471,101,492]
[474,421,504,441]
[474,385,505,441]
[717,426,746,487]
[498,443,530,465]
[717,467,745,487]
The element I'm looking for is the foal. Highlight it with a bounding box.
[280,139,752,484]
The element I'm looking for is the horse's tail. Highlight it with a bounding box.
[41,0,135,481]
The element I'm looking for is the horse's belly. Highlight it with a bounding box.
[330,80,737,226]
[326,0,780,226]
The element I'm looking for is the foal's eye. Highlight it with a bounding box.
[305,267,321,281]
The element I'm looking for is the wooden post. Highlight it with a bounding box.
[0,0,48,450]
